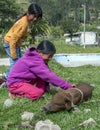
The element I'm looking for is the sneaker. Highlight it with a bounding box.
[0,78,5,85]
[2,74,7,81]
[9,93,23,99]
[9,93,16,99]
[0,82,7,88]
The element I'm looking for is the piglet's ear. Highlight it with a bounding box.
[64,93,72,102]
[64,93,72,111]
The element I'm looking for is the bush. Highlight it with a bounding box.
[0,36,6,58]
[50,26,63,38]
[79,24,97,32]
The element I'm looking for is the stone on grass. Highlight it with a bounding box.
[79,118,96,127]
[4,99,13,107]
[21,111,34,121]
[84,108,91,113]
[35,119,61,130]
[21,121,33,128]
[73,107,81,113]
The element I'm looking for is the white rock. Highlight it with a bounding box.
[79,118,96,126]
[4,99,13,107]
[73,107,81,113]
[35,119,61,130]
[52,124,61,130]
[21,121,33,128]
[84,109,91,113]
[21,111,34,121]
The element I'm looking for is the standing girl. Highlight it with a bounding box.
[7,40,75,100]
[3,3,42,80]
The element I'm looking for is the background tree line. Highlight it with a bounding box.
[0,0,99,31]
[0,0,100,55]
[31,0,100,25]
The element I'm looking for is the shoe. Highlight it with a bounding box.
[9,93,16,99]
[2,74,7,81]
[9,93,23,99]
[0,78,5,85]
[0,82,7,88]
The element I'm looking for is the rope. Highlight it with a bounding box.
[70,88,84,103]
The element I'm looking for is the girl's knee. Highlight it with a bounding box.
[29,89,45,100]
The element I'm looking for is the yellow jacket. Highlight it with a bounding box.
[4,15,30,59]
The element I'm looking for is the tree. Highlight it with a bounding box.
[0,0,22,32]
[30,0,71,26]
[29,0,100,26]
[26,18,50,44]
[60,19,80,41]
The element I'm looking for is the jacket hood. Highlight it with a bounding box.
[24,46,38,56]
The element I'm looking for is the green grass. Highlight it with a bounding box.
[0,41,100,130]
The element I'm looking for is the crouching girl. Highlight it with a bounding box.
[7,40,74,100]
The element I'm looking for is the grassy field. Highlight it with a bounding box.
[0,41,100,130]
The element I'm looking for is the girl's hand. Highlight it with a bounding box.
[72,84,76,88]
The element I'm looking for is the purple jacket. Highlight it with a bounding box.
[7,47,72,90]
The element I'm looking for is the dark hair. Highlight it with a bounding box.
[28,3,42,18]
[37,40,56,54]
[15,3,42,23]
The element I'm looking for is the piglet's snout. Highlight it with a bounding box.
[43,103,52,112]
